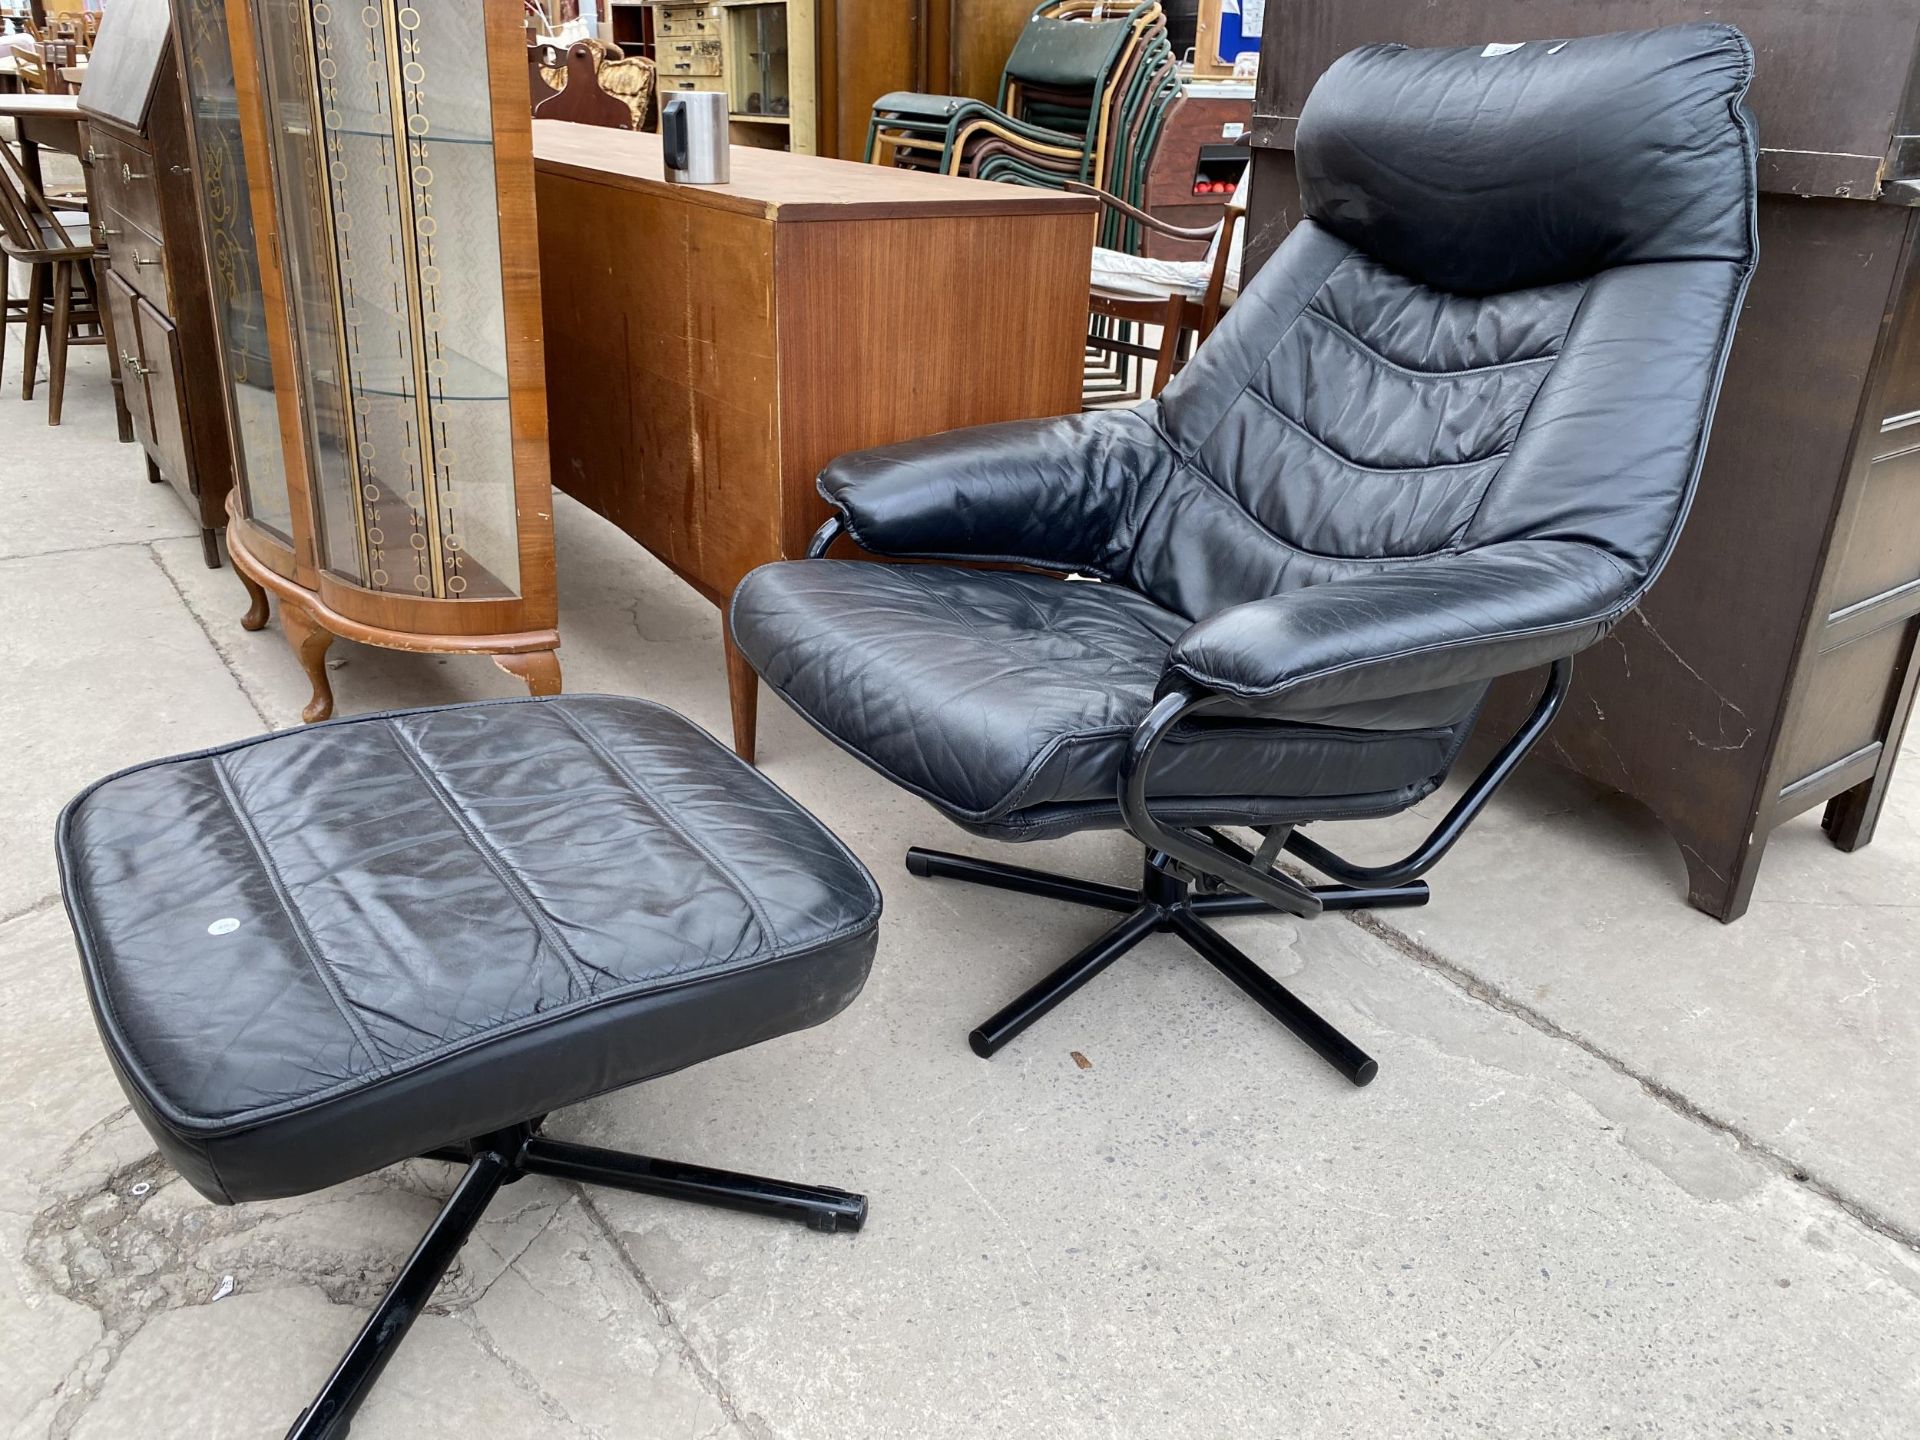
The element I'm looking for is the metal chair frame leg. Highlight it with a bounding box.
[916,844,1402,1084]
[909,660,1576,1085]
[286,1123,865,1440]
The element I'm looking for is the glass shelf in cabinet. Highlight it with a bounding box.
[316,347,508,403]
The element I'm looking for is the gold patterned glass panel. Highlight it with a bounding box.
[177,0,293,545]
[252,0,520,600]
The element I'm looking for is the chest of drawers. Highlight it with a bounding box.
[78,6,232,569]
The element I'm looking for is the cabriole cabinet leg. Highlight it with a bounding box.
[280,602,337,725]
[495,648,562,698]
[238,568,271,632]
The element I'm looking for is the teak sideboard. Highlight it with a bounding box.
[534,123,1096,758]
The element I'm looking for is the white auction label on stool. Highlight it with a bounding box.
[207,917,241,936]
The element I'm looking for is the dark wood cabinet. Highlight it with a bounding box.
[77,0,233,568]
[1246,1,1920,921]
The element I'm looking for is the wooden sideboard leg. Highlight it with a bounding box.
[280,601,337,725]
[238,567,271,632]
[200,528,222,570]
[1824,776,1891,852]
[145,455,163,483]
[495,648,563,697]
[1666,814,1767,924]
[723,629,759,763]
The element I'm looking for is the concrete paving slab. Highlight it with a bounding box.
[0,350,199,561]
[65,1287,583,1440]
[553,780,1920,1440]
[1317,733,1920,1243]
[0,543,267,920]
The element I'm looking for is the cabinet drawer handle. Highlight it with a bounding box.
[170,164,192,177]
[122,352,152,377]
[85,144,99,165]
[121,162,148,183]
[96,223,121,240]
[133,254,161,267]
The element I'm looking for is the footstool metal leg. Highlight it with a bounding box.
[519,1137,869,1233]
[287,1150,512,1440]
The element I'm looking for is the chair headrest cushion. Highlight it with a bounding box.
[1296,23,1756,294]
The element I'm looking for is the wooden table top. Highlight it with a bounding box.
[0,92,81,117]
[533,122,1099,224]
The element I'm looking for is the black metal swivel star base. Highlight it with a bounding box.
[286,1122,866,1440]
[906,845,1431,1086]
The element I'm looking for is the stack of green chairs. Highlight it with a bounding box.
[865,1,1180,254]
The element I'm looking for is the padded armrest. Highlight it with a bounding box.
[1164,541,1633,716]
[818,410,1169,575]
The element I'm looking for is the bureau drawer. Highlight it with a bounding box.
[107,216,170,312]
[660,37,723,76]
[656,4,721,38]
[104,270,154,453]
[659,74,727,95]
[89,131,164,243]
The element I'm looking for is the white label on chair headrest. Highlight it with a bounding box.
[207,917,240,936]
[1481,42,1526,58]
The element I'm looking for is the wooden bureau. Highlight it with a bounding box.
[534,122,1096,758]
[1248,0,1920,921]
[77,0,231,568]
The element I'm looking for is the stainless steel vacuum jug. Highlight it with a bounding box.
[661,92,730,185]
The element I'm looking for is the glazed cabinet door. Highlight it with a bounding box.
[244,0,526,602]
[173,0,296,545]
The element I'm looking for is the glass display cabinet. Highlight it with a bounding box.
[176,0,558,722]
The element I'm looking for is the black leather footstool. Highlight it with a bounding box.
[56,696,881,1439]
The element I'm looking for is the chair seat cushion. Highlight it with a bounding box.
[731,560,1479,840]
[1091,247,1241,304]
[1091,247,1213,301]
[57,697,880,1205]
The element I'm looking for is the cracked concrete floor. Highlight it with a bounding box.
[3,344,1919,1439]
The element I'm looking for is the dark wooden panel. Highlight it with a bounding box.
[1251,0,1920,199]
[1875,236,1920,441]
[1780,620,1911,782]
[75,0,171,132]
[134,296,193,497]
[104,271,154,450]
[88,128,164,244]
[942,0,1033,101]
[816,0,921,160]
[1830,448,1920,614]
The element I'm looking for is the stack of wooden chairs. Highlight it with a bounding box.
[864,1,1179,253]
[14,8,96,93]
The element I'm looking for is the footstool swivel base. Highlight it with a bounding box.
[291,1121,865,1440]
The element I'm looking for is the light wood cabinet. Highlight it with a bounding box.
[175,0,560,723]
[648,0,816,154]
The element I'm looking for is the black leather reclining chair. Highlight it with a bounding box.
[732,24,1758,1085]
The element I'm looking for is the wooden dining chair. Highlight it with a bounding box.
[0,134,104,423]
[1076,169,1249,405]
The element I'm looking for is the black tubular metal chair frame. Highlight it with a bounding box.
[808,516,1577,1085]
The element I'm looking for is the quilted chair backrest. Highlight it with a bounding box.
[1124,24,1757,624]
